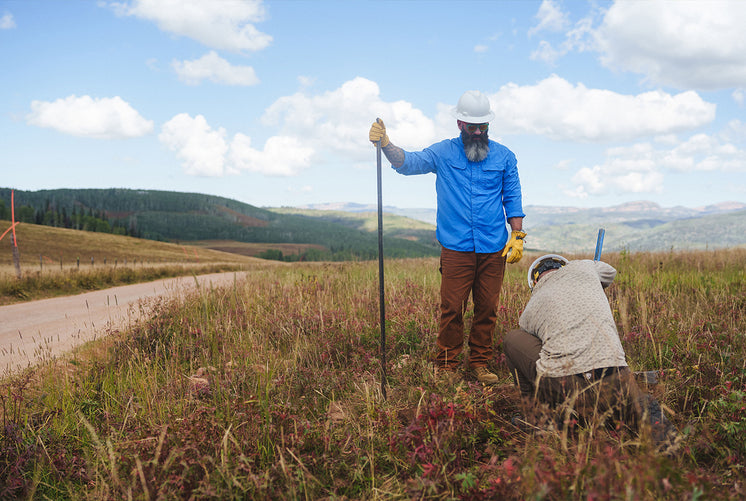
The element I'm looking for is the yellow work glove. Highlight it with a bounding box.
[369,118,390,147]
[502,230,526,264]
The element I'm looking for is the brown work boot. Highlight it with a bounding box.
[473,366,499,385]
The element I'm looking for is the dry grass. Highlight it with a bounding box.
[0,221,265,304]
[0,220,255,270]
[1,248,745,499]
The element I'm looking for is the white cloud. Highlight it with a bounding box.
[172,51,259,86]
[230,134,312,176]
[595,0,746,90]
[262,76,437,157]
[530,6,600,65]
[530,40,561,65]
[297,76,315,88]
[563,14,597,53]
[112,0,271,52]
[720,120,746,143]
[734,89,745,106]
[529,0,568,36]
[611,170,664,194]
[653,134,679,146]
[473,44,488,53]
[159,114,313,177]
[555,159,573,171]
[145,57,160,71]
[487,75,716,142]
[157,77,440,179]
[26,95,154,138]
[570,166,605,197]
[159,114,229,176]
[156,76,742,191]
[567,144,663,198]
[664,133,746,172]
[566,128,746,198]
[1,12,15,29]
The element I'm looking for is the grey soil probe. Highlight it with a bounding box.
[376,125,388,399]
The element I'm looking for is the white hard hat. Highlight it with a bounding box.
[451,90,495,123]
[527,254,569,290]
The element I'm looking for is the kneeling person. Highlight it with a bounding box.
[504,255,672,439]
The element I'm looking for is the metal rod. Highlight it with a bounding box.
[594,228,605,261]
[376,136,387,399]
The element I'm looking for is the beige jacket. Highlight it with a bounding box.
[518,260,627,377]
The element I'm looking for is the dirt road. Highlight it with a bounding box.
[0,271,246,376]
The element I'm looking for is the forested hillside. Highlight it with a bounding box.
[0,188,439,261]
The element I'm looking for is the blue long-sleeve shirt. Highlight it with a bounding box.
[393,136,524,253]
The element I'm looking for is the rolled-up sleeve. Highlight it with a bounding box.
[392,148,438,176]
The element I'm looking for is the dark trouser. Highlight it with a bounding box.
[503,328,643,427]
[435,246,506,371]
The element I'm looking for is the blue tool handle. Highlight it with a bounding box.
[594,228,605,261]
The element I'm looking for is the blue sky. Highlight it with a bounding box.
[2,0,745,211]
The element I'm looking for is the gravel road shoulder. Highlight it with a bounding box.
[1,271,246,376]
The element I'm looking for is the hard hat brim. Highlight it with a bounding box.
[451,107,495,124]
[527,254,569,290]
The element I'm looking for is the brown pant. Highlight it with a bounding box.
[503,328,643,427]
[435,247,506,370]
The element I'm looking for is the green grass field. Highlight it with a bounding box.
[2,246,745,499]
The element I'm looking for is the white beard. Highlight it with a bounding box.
[464,141,490,162]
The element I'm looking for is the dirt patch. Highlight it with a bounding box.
[215,205,269,227]
[194,240,326,257]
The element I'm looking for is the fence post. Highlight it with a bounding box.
[11,233,22,280]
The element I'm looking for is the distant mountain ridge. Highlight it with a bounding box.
[297,200,746,253]
[3,188,743,257]
[299,200,746,224]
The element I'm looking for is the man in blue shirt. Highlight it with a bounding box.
[369,90,526,385]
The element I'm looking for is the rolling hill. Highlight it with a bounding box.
[0,217,259,270]
[4,188,744,258]
[0,188,439,261]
